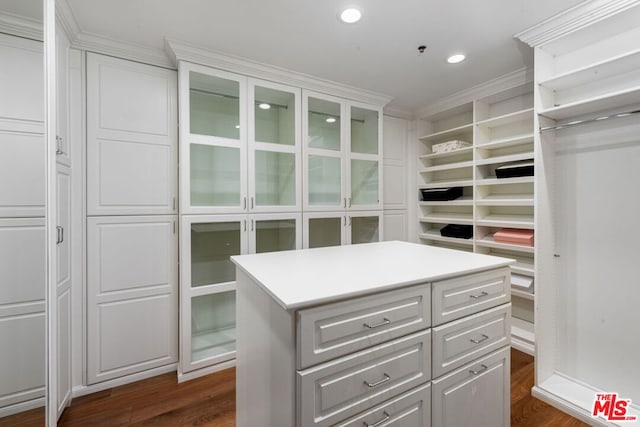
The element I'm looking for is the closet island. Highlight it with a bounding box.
[232,240,514,427]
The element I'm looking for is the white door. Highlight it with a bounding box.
[87,216,178,384]
[86,53,178,216]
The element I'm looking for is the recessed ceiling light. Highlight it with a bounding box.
[447,54,466,64]
[326,117,337,123]
[339,8,362,24]
[258,103,271,110]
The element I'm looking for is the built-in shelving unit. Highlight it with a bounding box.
[416,83,536,354]
[517,2,640,424]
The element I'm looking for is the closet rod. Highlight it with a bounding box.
[190,87,366,123]
[539,108,640,132]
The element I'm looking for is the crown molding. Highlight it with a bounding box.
[515,0,640,47]
[383,105,414,120]
[0,12,42,41]
[56,0,80,42]
[72,31,174,69]
[165,38,393,107]
[416,68,533,119]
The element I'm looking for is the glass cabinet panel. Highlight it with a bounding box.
[255,151,295,207]
[351,216,380,244]
[350,106,379,154]
[351,159,379,206]
[308,155,341,206]
[254,86,295,146]
[190,221,241,287]
[189,71,240,139]
[190,144,240,207]
[191,292,236,364]
[255,219,297,253]
[308,97,341,151]
[309,217,342,248]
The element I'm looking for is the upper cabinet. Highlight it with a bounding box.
[303,91,382,212]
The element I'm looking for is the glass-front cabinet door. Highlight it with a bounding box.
[348,103,382,210]
[303,91,346,211]
[349,212,383,244]
[179,62,247,214]
[248,80,301,213]
[179,215,248,374]
[249,213,301,254]
[303,213,347,248]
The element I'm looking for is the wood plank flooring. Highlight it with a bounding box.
[1,349,588,426]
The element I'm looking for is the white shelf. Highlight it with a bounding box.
[475,134,534,150]
[476,235,535,253]
[419,179,474,189]
[511,317,535,356]
[192,326,236,363]
[419,196,474,206]
[539,48,640,92]
[420,160,474,173]
[476,214,534,229]
[511,289,535,301]
[476,194,534,206]
[476,176,534,186]
[419,146,473,161]
[419,213,474,225]
[539,84,640,120]
[418,231,474,246]
[476,108,534,127]
[475,152,534,166]
[418,123,473,142]
[510,260,535,277]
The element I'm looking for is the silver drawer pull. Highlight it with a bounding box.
[469,291,489,299]
[363,318,390,329]
[470,334,489,344]
[364,373,391,388]
[364,411,390,427]
[469,364,489,375]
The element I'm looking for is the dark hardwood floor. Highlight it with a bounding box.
[1,349,588,426]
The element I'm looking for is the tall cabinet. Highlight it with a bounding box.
[177,58,385,379]
[416,83,536,355]
[0,32,46,417]
[517,1,640,424]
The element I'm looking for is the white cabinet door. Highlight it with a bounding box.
[249,213,302,254]
[55,25,71,166]
[0,218,46,409]
[383,211,408,241]
[348,211,383,244]
[87,216,178,384]
[87,53,177,215]
[303,212,347,249]
[383,115,408,210]
[432,346,510,427]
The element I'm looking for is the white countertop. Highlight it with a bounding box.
[231,241,513,310]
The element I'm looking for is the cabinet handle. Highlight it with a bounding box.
[343,216,346,226]
[172,197,176,211]
[243,197,247,210]
[56,135,63,155]
[364,373,391,388]
[251,197,254,209]
[56,226,63,244]
[469,291,489,300]
[364,411,390,427]
[348,197,351,208]
[469,364,489,376]
[348,216,351,226]
[251,220,254,231]
[343,198,347,208]
[363,318,390,329]
[244,219,247,232]
[470,334,489,344]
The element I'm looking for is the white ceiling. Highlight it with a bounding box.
[8,0,586,112]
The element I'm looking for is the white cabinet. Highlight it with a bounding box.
[303,211,383,248]
[87,216,178,384]
[432,346,510,427]
[87,53,178,216]
[303,91,383,212]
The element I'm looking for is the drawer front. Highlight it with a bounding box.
[336,383,431,427]
[297,285,430,369]
[432,346,510,427]
[297,330,431,427]
[432,303,511,378]
[432,268,510,325]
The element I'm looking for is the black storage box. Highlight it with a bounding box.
[440,224,473,239]
[420,186,463,201]
[495,161,534,179]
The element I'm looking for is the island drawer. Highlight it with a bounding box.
[432,268,510,326]
[432,303,511,378]
[335,383,431,427]
[297,284,430,369]
[297,330,431,427]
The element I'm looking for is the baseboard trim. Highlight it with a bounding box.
[71,363,177,398]
[177,359,236,383]
[0,397,44,418]
[511,337,535,356]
